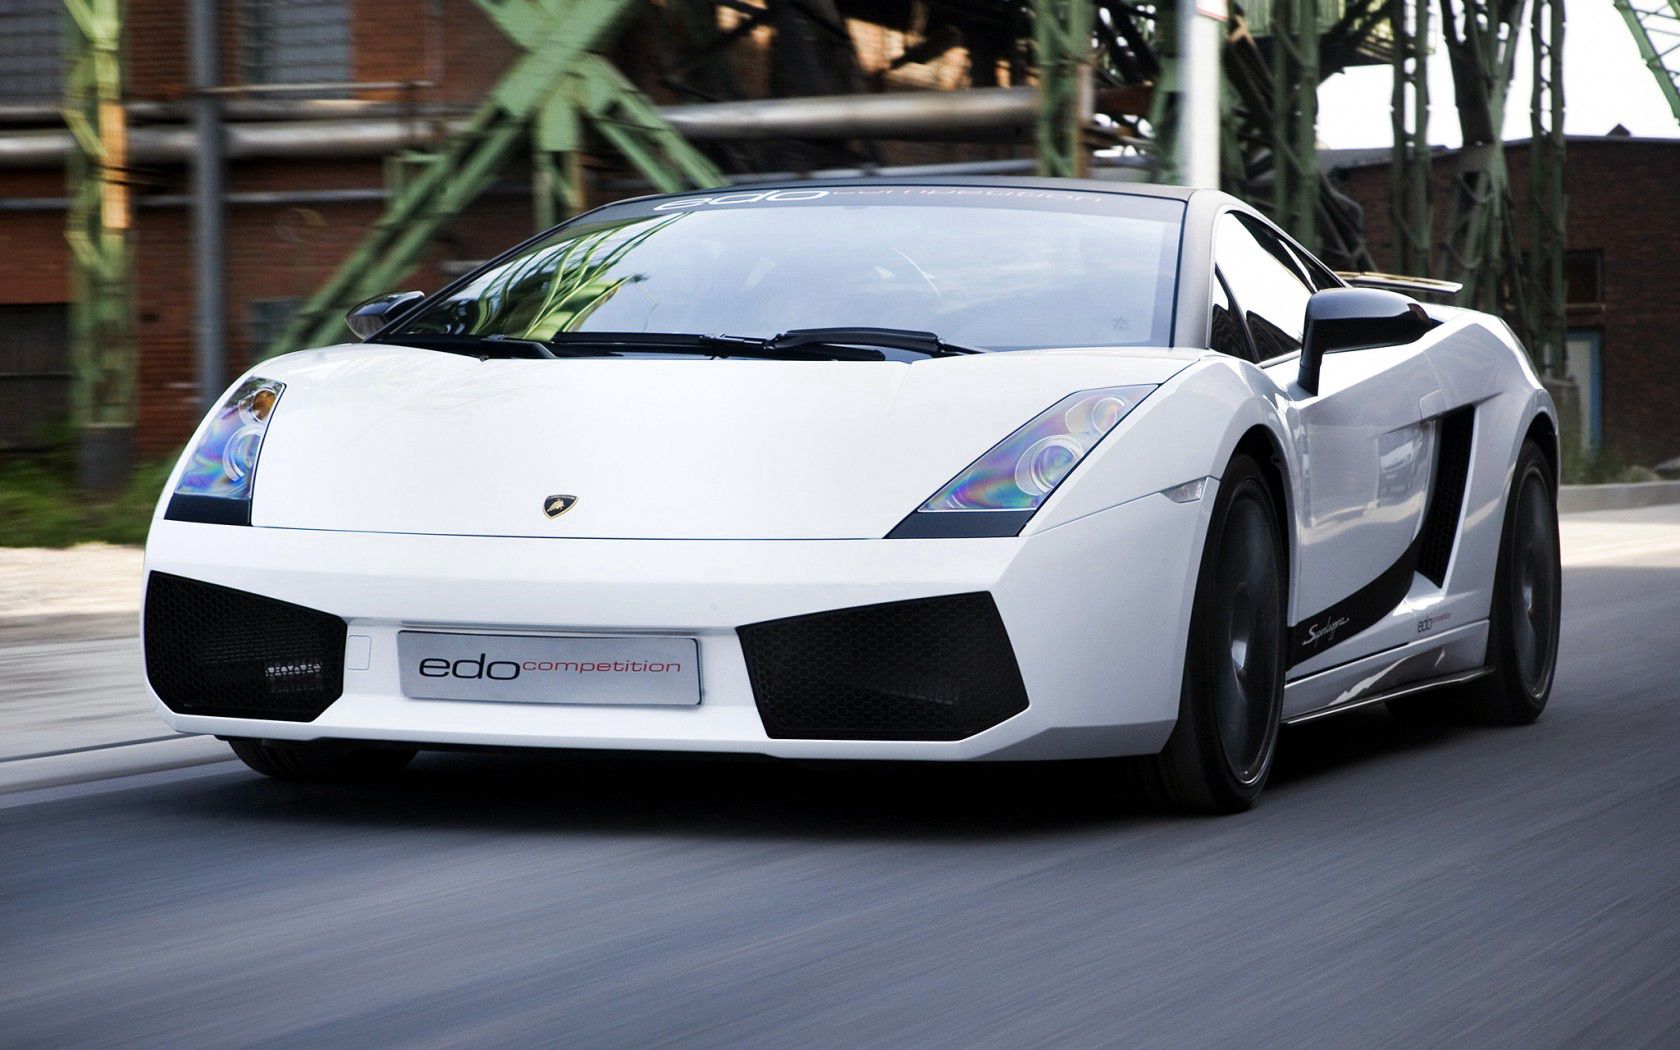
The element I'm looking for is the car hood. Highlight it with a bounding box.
[247,343,1189,540]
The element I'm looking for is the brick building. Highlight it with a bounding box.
[1329,134,1680,467]
[0,0,997,460]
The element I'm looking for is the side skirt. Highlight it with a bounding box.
[1284,667,1491,726]
[1281,619,1490,721]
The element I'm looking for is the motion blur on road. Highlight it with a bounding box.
[2,504,1677,1046]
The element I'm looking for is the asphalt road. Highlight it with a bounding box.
[3,507,1678,1047]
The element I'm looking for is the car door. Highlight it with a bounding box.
[1213,211,1443,672]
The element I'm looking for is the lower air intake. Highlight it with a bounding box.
[738,593,1029,741]
[144,572,347,722]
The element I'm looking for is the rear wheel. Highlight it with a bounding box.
[1134,453,1287,813]
[1389,438,1560,725]
[227,738,417,782]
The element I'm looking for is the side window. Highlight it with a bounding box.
[1283,239,1342,291]
[1208,270,1253,360]
[1214,212,1315,360]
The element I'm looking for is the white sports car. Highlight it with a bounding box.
[143,178,1561,812]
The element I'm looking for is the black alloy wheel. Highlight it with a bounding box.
[1133,453,1287,813]
[1506,456,1562,703]
[1389,438,1561,725]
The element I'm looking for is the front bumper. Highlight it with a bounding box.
[142,491,1210,761]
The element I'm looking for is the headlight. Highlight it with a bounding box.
[889,385,1154,538]
[165,377,285,525]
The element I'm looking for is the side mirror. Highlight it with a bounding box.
[344,290,425,340]
[1297,287,1435,395]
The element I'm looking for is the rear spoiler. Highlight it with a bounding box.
[1334,271,1463,298]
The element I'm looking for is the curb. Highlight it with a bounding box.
[1559,480,1680,514]
[0,612,138,646]
[0,735,231,797]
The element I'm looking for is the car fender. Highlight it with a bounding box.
[1029,354,1296,543]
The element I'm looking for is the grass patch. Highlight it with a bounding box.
[1560,446,1657,486]
[0,457,175,548]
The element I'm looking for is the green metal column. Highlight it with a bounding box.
[1147,0,1225,190]
[532,68,586,232]
[1035,0,1096,177]
[1437,0,1526,315]
[263,0,724,359]
[1271,0,1320,250]
[1389,0,1431,275]
[1612,0,1680,124]
[1219,0,1384,266]
[568,55,729,193]
[1527,0,1566,377]
[1148,3,1182,186]
[63,0,135,487]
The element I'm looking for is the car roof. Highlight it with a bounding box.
[617,175,1203,207]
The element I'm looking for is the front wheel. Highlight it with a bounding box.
[228,738,417,782]
[1133,453,1287,813]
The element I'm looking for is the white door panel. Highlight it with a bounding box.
[1285,343,1441,618]
[1214,207,1446,671]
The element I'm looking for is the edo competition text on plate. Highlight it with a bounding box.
[397,631,700,706]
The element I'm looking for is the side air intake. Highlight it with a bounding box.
[144,572,347,722]
[1417,406,1476,585]
[738,593,1030,741]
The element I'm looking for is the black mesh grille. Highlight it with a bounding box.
[738,593,1029,741]
[144,572,346,722]
[1418,407,1476,585]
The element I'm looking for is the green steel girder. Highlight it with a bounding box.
[1612,0,1680,123]
[1389,0,1431,276]
[63,0,134,430]
[1270,0,1320,249]
[1036,0,1097,177]
[1146,3,1182,187]
[1436,0,1527,315]
[263,0,724,359]
[569,55,731,193]
[1216,0,1383,267]
[1525,0,1565,377]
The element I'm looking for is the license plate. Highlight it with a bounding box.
[397,631,700,706]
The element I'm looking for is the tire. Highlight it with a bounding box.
[1389,438,1561,726]
[1134,453,1287,813]
[227,738,417,782]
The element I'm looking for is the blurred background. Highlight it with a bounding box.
[0,0,1678,549]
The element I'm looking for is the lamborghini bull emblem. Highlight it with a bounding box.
[542,494,578,518]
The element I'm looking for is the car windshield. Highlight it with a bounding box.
[393,185,1184,352]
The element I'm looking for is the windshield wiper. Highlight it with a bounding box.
[696,333,886,360]
[392,328,984,362]
[479,334,630,359]
[763,327,984,358]
[545,332,886,361]
[386,333,618,359]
